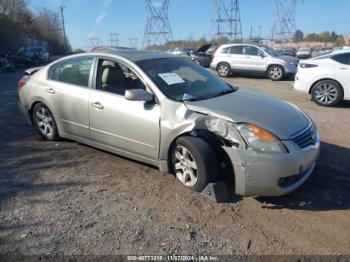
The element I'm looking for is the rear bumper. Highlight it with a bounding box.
[18,94,32,125]
[223,139,320,197]
[294,73,312,93]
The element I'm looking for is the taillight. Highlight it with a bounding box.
[299,63,318,68]
[18,75,30,89]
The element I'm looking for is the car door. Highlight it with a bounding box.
[226,45,245,70]
[332,53,350,98]
[46,56,94,139]
[242,46,267,72]
[89,58,160,160]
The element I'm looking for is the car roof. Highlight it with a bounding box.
[92,48,174,62]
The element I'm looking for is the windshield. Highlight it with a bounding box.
[137,58,235,102]
[260,46,280,57]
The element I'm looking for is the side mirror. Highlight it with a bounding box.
[125,89,154,103]
[259,53,266,58]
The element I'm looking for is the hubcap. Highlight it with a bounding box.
[314,83,337,104]
[174,146,198,187]
[270,67,282,79]
[35,107,54,137]
[219,65,229,76]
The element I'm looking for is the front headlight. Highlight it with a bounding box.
[204,117,287,154]
[235,124,288,154]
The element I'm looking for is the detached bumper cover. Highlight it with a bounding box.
[223,140,320,197]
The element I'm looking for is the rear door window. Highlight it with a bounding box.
[229,46,243,55]
[332,53,350,65]
[48,57,94,88]
[243,46,259,56]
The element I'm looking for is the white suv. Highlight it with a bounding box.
[211,44,299,81]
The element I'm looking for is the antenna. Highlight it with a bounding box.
[142,0,174,49]
[109,33,119,47]
[210,0,243,43]
[271,0,297,41]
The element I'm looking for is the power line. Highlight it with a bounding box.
[142,0,174,49]
[210,0,243,42]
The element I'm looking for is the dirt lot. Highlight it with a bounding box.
[0,71,349,256]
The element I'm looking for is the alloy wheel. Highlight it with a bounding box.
[313,83,338,105]
[35,106,54,137]
[269,67,283,80]
[174,146,198,187]
[218,64,229,76]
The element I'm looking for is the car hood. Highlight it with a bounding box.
[185,88,309,140]
[277,55,299,64]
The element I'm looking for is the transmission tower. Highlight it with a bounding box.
[89,37,102,49]
[142,0,174,49]
[271,0,297,41]
[210,0,243,43]
[109,33,119,47]
[128,38,139,48]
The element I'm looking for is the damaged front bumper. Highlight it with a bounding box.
[223,140,320,197]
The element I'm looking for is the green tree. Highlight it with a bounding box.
[293,30,304,43]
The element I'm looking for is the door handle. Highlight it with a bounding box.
[340,68,348,70]
[92,102,104,110]
[46,88,55,94]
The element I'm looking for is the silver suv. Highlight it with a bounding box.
[211,44,299,81]
[18,48,319,197]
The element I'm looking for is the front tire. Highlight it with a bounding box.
[311,80,343,107]
[33,103,59,141]
[217,63,231,77]
[267,65,284,81]
[171,136,218,192]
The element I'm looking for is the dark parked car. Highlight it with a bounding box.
[188,44,217,68]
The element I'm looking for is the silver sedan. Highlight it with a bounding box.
[18,48,320,196]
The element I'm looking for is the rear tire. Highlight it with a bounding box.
[217,63,231,77]
[33,103,59,141]
[311,80,343,107]
[171,136,218,192]
[267,65,284,81]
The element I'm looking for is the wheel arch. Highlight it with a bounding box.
[166,129,235,190]
[216,61,231,71]
[309,78,344,97]
[28,99,62,134]
[266,63,285,73]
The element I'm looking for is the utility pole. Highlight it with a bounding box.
[210,0,243,43]
[60,5,67,53]
[272,0,298,41]
[128,38,139,48]
[142,0,174,49]
[109,33,119,47]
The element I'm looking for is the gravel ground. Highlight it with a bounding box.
[0,71,349,256]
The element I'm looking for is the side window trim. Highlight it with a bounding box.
[93,56,159,104]
[47,56,96,89]
[229,45,244,55]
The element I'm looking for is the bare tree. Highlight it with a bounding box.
[0,0,26,22]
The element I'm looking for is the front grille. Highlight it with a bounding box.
[292,125,318,149]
